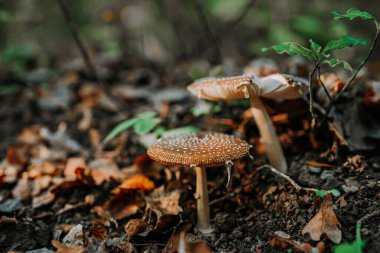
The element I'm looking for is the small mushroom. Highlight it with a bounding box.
[188,74,308,173]
[147,132,250,234]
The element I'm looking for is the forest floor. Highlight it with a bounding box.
[0,57,379,253]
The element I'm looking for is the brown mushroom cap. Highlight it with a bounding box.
[188,73,308,101]
[188,75,254,101]
[147,132,250,167]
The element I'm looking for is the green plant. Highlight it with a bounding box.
[103,111,199,145]
[315,188,341,198]
[103,111,161,144]
[262,8,379,128]
[333,220,365,253]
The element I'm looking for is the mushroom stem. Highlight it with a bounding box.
[194,166,213,234]
[248,89,288,173]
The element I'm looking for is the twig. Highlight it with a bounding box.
[190,0,221,63]
[308,61,321,129]
[319,25,380,128]
[316,66,333,102]
[257,164,318,193]
[223,0,260,32]
[56,0,99,81]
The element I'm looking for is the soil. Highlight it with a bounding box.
[0,63,379,253]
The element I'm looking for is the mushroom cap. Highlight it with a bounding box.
[188,74,308,101]
[253,74,309,99]
[147,132,250,167]
[187,74,255,101]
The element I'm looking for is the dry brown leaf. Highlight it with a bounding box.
[52,240,84,253]
[163,224,211,253]
[89,224,108,241]
[163,224,192,253]
[302,194,341,243]
[113,174,154,194]
[343,155,365,173]
[77,105,92,130]
[124,219,149,237]
[88,158,125,185]
[305,161,335,168]
[12,173,32,199]
[64,158,86,181]
[100,191,145,220]
[147,189,182,216]
[0,215,17,224]
[32,189,56,208]
[269,231,325,253]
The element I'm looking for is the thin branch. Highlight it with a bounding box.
[316,66,333,102]
[56,0,99,81]
[257,164,318,193]
[223,0,260,33]
[308,61,321,129]
[319,25,380,128]
[189,0,221,63]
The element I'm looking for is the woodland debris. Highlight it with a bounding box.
[302,194,342,243]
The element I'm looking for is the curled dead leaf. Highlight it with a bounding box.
[269,231,325,253]
[124,219,149,237]
[302,194,342,243]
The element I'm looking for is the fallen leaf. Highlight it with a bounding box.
[113,174,154,194]
[343,155,365,173]
[0,215,17,224]
[163,223,211,253]
[146,189,183,231]
[62,224,85,248]
[305,161,335,168]
[124,219,149,237]
[51,240,84,253]
[302,194,342,243]
[89,224,108,242]
[88,158,125,185]
[269,231,325,253]
[64,158,86,181]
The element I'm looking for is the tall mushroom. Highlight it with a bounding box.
[188,73,308,173]
[147,132,250,234]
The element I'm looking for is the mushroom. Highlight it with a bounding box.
[147,132,250,234]
[187,74,308,173]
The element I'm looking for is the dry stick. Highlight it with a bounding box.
[319,25,380,128]
[190,0,221,63]
[223,0,260,33]
[56,0,99,81]
[308,61,321,129]
[56,0,125,109]
[257,164,318,193]
[316,66,333,103]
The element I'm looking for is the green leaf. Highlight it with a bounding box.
[316,190,327,198]
[333,240,365,253]
[262,42,315,62]
[309,39,322,61]
[330,189,342,197]
[322,58,353,72]
[323,36,367,52]
[133,117,160,135]
[332,8,375,21]
[102,111,159,144]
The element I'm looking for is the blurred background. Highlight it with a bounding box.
[1,0,380,84]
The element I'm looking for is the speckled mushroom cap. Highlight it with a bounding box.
[147,132,250,167]
[187,74,255,101]
[188,73,308,101]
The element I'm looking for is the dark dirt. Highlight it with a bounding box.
[0,63,379,253]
